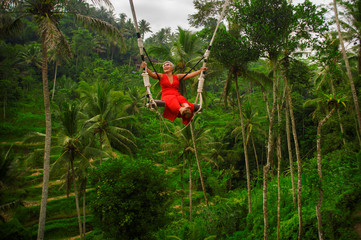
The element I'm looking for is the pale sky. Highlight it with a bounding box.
[110,0,334,39]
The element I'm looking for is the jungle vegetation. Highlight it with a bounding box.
[1,0,361,239]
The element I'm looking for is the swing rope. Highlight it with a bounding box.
[128,0,229,207]
[171,0,231,134]
[194,0,230,112]
[129,0,157,110]
[190,122,209,206]
[129,0,230,135]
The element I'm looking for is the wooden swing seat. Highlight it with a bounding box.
[153,100,201,112]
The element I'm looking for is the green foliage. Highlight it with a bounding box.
[89,157,170,239]
[0,146,18,187]
[1,0,361,239]
[0,218,31,240]
[234,0,293,57]
[212,26,259,68]
[302,150,361,239]
[156,192,248,239]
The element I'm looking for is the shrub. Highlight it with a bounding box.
[89,156,169,240]
[0,218,31,240]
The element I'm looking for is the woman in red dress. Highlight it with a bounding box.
[140,61,207,125]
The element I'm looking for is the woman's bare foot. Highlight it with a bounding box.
[180,107,191,118]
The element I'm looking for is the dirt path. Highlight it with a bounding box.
[22,192,76,207]
[32,179,64,188]
[66,231,93,240]
[23,188,94,207]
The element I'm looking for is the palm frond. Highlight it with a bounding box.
[75,14,125,51]
[245,69,273,88]
[89,0,113,9]
[0,14,22,38]
[22,132,46,144]
[38,16,62,52]
[303,98,321,108]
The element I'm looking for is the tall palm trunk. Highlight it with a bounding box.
[285,75,303,240]
[99,132,103,165]
[330,77,346,145]
[263,91,271,119]
[181,160,185,218]
[333,0,361,138]
[71,152,83,240]
[251,134,260,178]
[281,53,303,238]
[223,70,233,107]
[286,100,296,208]
[3,93,6,120]
[316,108,336,240]
[37,33,52,240]
[263,61,277,240]
[358,37,361,75]
[235,75,252,213]
[83,191,86,238]
[51,62,58,100]
[189,156,192,221]
[82,177,87,239]
[276,100,283,240]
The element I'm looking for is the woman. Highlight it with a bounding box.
[140,61,207,125]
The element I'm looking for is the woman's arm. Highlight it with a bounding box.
[140,62,162,79]
[178,67,207,80]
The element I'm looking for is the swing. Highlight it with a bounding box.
[127,0,230,208]
[128,0,230,117]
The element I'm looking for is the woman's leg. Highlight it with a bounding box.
[181,103,191,109]
[178,96,192,117]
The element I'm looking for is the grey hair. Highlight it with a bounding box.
[163,61,174,69]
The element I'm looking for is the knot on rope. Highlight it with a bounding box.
[142,72,150,87]
[137,38,144,48]
[137,38,144,54]
[197,74,205,93]
[146,99,157,111]
[204,49,210,59]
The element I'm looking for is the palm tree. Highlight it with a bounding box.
[139,19,152,39]
[49,47,71,100]
[124,86,146,115]
[333,0,361,141]
[52,101,108,239]
[16,43,42,70]
[281,56,303,240]
[160,121,215,217]
[262,57,278,240]
[304,92,346,240]
[337,0,361,74]
[314,32,349,146]
[1,1,124,239]
[212,24,262,214]
[285,99,296,208]
[276,91,285,240]
[315,107,335,240]
[79,81,137,164]
[51,101,85,239]
[146,27,174,46]
[22,101,104,239]
[15,43,42,91]
[0,145,20,197]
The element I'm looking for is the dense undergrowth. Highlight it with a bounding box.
[1,0,361,238]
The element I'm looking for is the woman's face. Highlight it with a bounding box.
[163,62,173,73]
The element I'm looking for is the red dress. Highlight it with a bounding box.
[160,74,194,125]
